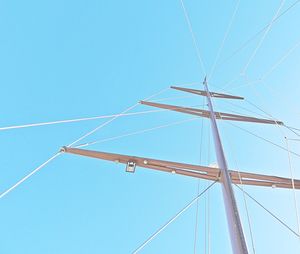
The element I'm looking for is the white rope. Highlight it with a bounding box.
[208,0,240,81]
[245,97,293,127]
[224,78,300,145]
[285,127,300,138]
[227,122,300,159]
[222,77,260,91]
[221,75,241,90]
[0,88,169,199]
[206,184,211,254]
[231,90,300,237]
[67,104,139,147]
[132,181,217,254]
[228,37,300,91]
[203,86,300,158]
[67,87,169,147]
[219,0,299,91]
[260,38,300,81]
[261,79,300,117]
[0,153,61,199]
[169,81,207,89]
[193,179,201,254]
[286,126,300,132]
[74,118,198,148]
[235,184,300,238]
[0,109,165,132]
[193,96,205,254]
[221,123,256,254]
[245,87,300,235]
[222,100,273,120]
[285,137,300,235]
[215,95,256,253]
[151,95,197,102]
[244,194,256,254]
[206,124,211,254]
[218,0,300,69]
[241,0,286,75]
[179,0,206,76]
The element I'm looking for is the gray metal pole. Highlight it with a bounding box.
[203,77,248,254]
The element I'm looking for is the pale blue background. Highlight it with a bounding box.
[0,0,300,253]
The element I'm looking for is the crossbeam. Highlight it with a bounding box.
[140,101,284,125]
[171,86,244,100]
[61,147,300,189]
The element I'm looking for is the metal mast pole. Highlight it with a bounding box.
[203,77,248,254]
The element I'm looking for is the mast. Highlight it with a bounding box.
[203,77,248,254]
[62,79,293,253]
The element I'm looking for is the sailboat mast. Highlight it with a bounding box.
[203,77,248,254]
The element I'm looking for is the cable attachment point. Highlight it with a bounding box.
[60,146,67,153]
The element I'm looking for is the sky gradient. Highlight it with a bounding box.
[0,0,300,253]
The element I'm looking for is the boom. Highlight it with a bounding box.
[61,147,300,190]
[60,81,290,254]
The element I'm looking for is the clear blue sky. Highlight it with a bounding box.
[0,0,300,253]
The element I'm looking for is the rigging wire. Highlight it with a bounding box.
[222,78,259,91]
[288,138,300,142]
[67,87,169,147]
[193,177,201,254]
[241,0,286,75]
[261,79,300,121]
[174,4,214,249]
[206,124,211,254]
[217,0,300,69]
[286,126,300,132]
[132,181,217,254]
[221,0,286,91]
[260,38,300,81]
[179,0,206,76]
[73,101,208,148]
[225,37,300,91]
[285,126,300,138]
[222,100,274,120]
[0,152,61,199]
[223,98,300,240]
[1,2,299,252]
[67,104,139,147]
[208,0,240,81]
[226,122,300,159]
[0,109,166,132]
[245,98,300,139]
[163,81,203,89]
[74,118,198,148]
[228,86,300,237]
[221,76,241,90]
[200,85,300,157]
[220,123,256,254]
[193,97,205,254]
[285,137,300,235]
[0,95,205,133]
[234,184,300,238]
[244,98,281,121]
[214,97,256,253]
[244,88,300,233]
[0,87,170,199]
[151,95,197,102]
